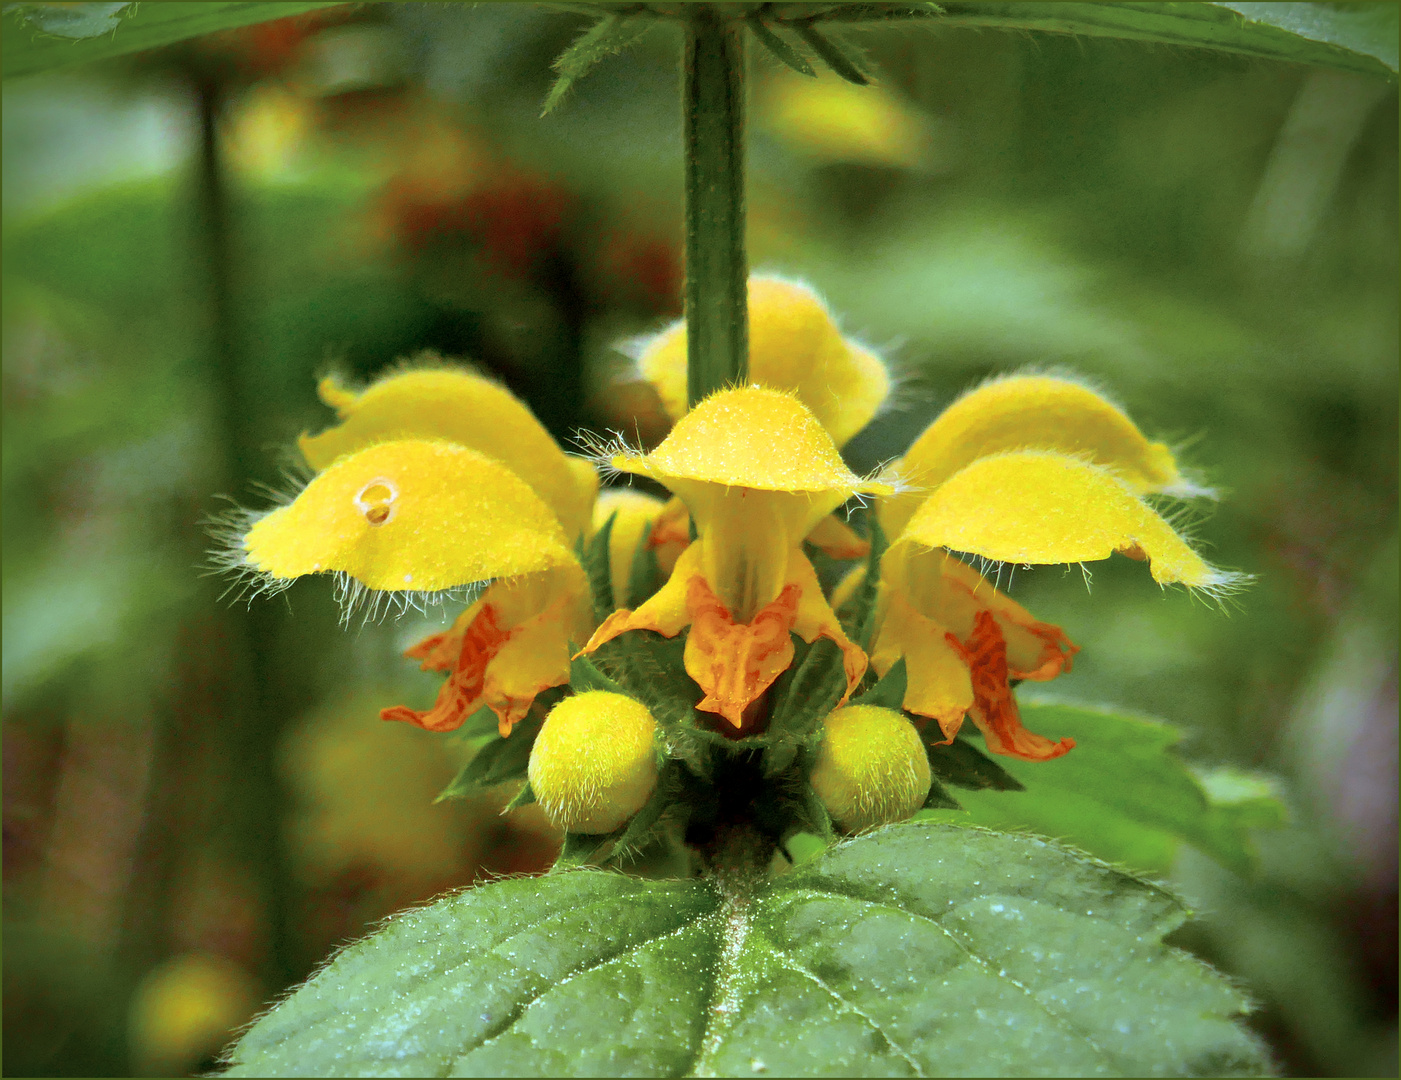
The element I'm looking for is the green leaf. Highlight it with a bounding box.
[6,3,133,40]
[554,828,615,866]
[925,730,1025,792]
[569,649,626,696]
[1192,765,1290,833]
[3,2,347,80]
[223,824,1269,1077]
[442,704,502,743]
[763,635,848,775]
[918,701,1287,875]
[1218,2,1398,74]
[746,12,815,76]
[851,655,907,710]
[920,774,961,810]
[541,10,656,116]
[435,720,540,801]
[504,780,537,811]
[579,511,617,625]
[624,521,664,609]
[794,20,871,85]
[778,2,947,22]
[836,511,886,651]
[731,825,1270,1077]
[926,1,1397,79]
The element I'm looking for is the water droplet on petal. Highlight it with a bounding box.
[355,477,399,525]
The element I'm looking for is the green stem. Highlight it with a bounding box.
[684,4,748,407]
[192,67,296,990]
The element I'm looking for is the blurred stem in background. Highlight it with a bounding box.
[187,58,294,990]
[684,4,748,406]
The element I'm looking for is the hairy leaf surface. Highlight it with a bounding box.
[224,824,1268,1077]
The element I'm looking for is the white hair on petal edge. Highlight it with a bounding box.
[963,364,1225,502]
[573,427,641,484]
[205,496,487,627]
[749,266,917,425]
[330,574,487,627]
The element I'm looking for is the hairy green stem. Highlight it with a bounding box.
[684,4,748,407]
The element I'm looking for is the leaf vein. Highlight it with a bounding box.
[446,910,716,1074]
[762,941,926,1076]
[768,884,1125,1071]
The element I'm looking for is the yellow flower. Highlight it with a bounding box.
[228,309,1241,804]
[591,488,688,609]
[760,71,938,173]
[636,275,889,450]
[235,364,596,737]
[626,275,891,569]
[301,365,597,541]
[583,387,893,729]
[868,373,1243,760]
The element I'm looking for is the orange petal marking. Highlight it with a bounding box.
[684,576,799,728]
[649,499,692,549]
[806,514,871,560]
[480,603,575,736]
[946,610,1074,761]
[1012,619,1079,681]
[381,604,512,733]
[933,563,1078,683]
[647,498,692,574]
[402,603,482,672]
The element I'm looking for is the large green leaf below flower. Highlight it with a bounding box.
[917,702,1287,876]
[222,823,1269,1077]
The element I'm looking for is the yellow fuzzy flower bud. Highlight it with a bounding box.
[810,705,932,832]
[527,691,659,834]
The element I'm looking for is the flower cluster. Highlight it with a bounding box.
[230,276,1240,844]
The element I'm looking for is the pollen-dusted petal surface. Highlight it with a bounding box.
[882,374,1190,538]
[810,705,932,832]
[636,277,890,447]
[528,691,658,834]
[298,369,593,539]
[243,440,577,592]
[620,386,878,495]
[906,374,1183,492]
[901,450,1227,589]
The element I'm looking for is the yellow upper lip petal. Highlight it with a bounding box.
[616,385,891,496]
[298,366,594,541]
[635,275,890,449]
[243,439,579,593]
[881,372,1199,540]
[898,449,1240,593]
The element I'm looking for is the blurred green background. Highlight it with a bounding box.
[3,5,1395,1076]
